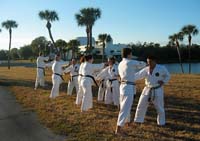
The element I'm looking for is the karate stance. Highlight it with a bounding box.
[50,54,69,98]
[75,56,85,106]
[80,55,104,112]
[134,55,170,126]
[64,59,80,95]
[34,52,49,90]
[96,57,120,107]
[115,48,146,135]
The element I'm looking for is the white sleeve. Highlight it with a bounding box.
[134,67,147,81]
[96,67,109,80]
[63,65,72,73]
[162,66,170,84]
[60,61,69,66]
[44,56,49,61]
[45,61,54,68]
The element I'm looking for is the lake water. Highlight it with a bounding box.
[163,63,200,74]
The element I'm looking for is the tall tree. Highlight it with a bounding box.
[181,25,199,73]
[31,36,48,57]
[1,20,18,69]
[75,7,101,54]
[68,39,80,59]
[39,10,59,53]
[98,34,112,62]
[169,32,184,73]
[55,39,67,60]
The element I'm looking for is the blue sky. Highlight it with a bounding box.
[0,0,200,50]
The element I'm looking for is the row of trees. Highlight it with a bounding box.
[169,25,199,73]
[0,7,102,69]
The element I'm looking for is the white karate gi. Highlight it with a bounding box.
[50,60,69,98]
[117,58,146,127]
[96,67,108,102]
[97,64,120,106]
[80,62,104,111]
[134,64,170,125]
[64,64,80,95]
[75,63,84,105]
[35,56,49,89]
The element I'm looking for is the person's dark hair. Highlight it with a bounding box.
[147,55,157,61]
[84,55,93,61]
[122,48,132,58]
[108,56,116,64]
[79,55,85,63]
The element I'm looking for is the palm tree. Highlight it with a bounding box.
[169,32,184,73]
[68,39,80,59]
[1,20,18,69]
[39,10,59,53]
[181,25,199,73]
[98,34,112,62]
[55,39,67,60]
[75,7,101,54]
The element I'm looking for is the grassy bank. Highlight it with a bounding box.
[0,67,200,140]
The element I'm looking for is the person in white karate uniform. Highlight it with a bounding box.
[64,59,80,95]
[75,56,85,106]
[50,54,69,98]
[34,52,49,90]
[134,55,170,126]
[80,55,104,112]
[96,57,120,107]
[115,48,146,135]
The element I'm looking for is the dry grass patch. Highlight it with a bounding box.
[0,66,200,140]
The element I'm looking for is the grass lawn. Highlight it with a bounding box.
[0,66,200,141]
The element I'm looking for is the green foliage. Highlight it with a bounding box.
[31,36,48,56]
[10,48,20,60]
[19,45,34,59]
[0,50,8,60]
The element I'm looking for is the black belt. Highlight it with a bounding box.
[120,81,135,85]
[37,67,45,76]
[109,79,118,93]
[82,75,98,87]
[54,73,64,81]
[70,74,79,82]
[147,85,162,102]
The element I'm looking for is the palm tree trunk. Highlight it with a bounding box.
[8,29,12,70]
[86,27,89,54]
[188,45,191,74]
[188,35,191,74]
[176,46,184,73]
[89,26,93,54]
[47,27,58,53]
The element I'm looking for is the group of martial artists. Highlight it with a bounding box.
[34,47,170,135]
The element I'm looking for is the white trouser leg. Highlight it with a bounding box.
[113,85,120,106]
[76,86,83,105]
[97,85,105,101]
[153,92,165,125]
[67,80,74,95]
[104,88,113,104]
[50,75,61,98]
[134,94,149,123]
[81,80,92,112]
[117,94,134,126]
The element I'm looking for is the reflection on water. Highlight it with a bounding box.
[163,63,200,74]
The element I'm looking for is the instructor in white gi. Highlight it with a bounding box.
[134,55,170,125]
[115,48,146,134]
